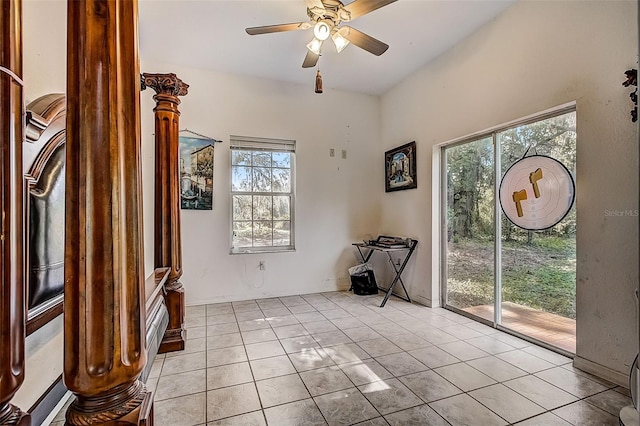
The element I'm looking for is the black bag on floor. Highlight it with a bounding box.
[350,270,378,296]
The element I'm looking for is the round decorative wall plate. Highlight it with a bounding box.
[499,155,575,231]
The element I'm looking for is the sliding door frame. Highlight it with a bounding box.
[439,103,577,356]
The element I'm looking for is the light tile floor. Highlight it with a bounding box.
[51,291,632,425]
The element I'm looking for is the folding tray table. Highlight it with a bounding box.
[351,237,418,307]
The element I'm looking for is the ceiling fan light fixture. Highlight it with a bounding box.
[313,20,332,41]
[331,31,349,53]
[307,38,323,55]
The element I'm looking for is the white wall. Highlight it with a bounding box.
[22,0,66,105]
[380,0,638,382]
[140,62,382,305]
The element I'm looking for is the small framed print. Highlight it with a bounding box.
[385,141,417,192]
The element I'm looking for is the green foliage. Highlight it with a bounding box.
[446,111,576,243]
[446,137,494,239]
[530,236,575,254]
[502,265,576,319]
[500,112,576,173]
[447,238,576,319]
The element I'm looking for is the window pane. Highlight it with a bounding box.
[272,168,291,192]
[253,152,271,167]
[274,221,290,246]
[253,167,272,192]
[233,221,252,248]
[232,166,252,191]
[273,196,290,220]
[232,195,252,221]
[253,221,273,246]
[253,196,272,220]
[499,111,577,342]
[445,137,495,317]
[230,143,294,251]
[232,150,252,166]
[500,111,576,174]
[272,152,290,168]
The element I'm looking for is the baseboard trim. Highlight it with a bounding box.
[411,294,438,308]
[573,356,629,388]
[29,375,67,426]
[186,280,352,306]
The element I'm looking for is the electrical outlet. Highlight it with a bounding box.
[341,149,347,159]
[259,260,266,270]
[329,148,335,157]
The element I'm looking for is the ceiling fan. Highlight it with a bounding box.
[245,0,398,68]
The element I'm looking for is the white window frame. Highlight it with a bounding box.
[229,135,296,254]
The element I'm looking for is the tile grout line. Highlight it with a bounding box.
[264,298,330,425]
[173,293,629,426]
[236,301,267,424]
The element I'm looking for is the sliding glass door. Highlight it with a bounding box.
[443,137,495,322]
[443,108,577,354]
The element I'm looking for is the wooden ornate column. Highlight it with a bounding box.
[141,73,188,353]
[64,1,152,424]
[0,0,29,424]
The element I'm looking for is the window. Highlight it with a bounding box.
[230,135,295,253]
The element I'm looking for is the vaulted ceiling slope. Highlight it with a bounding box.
[139,0,515,96]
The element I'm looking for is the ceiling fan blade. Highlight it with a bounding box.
[246,22,311,35]
[339,26,389,56]
[302,50,320,68]
[343,0,398,20]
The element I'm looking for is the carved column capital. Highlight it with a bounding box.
[140,73,189,97]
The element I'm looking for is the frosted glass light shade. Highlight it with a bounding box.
[307,38,323,55]
[313,21,331,41]
[332,31,349,53]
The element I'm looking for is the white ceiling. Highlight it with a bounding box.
[138,0,515,96]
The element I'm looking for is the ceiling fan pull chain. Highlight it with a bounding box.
[315,69,323,94]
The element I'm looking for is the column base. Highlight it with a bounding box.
[158,281,186,354]
[158,328,187,354]
[65,381,153,426]
[0,404,30,425]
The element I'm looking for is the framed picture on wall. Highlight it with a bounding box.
[180,135,215,210]
[385,141,417,192]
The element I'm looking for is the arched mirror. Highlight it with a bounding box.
[23,93,66,335]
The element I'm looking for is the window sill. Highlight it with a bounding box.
[230,247,296,255]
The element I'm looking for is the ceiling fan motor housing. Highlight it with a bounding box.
[307,0,351,25]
